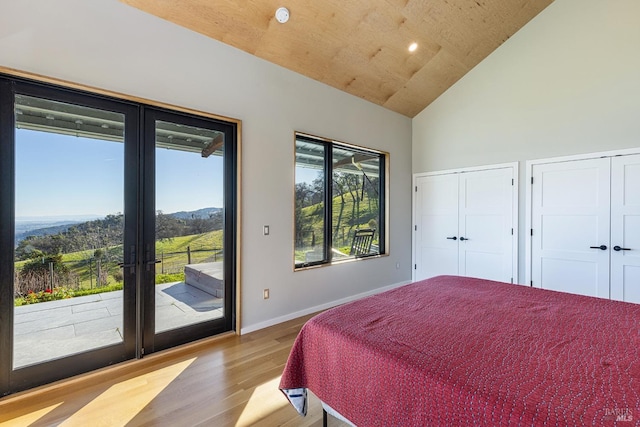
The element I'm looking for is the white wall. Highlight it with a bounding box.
[0,0,413,333]
[412,0,640,283]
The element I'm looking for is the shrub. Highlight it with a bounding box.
[15,287,73,306]
[156,273,185,284]
[112,270,124,282]
[72,283,123,297]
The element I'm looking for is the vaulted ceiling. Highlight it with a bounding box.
[121,0,553,117]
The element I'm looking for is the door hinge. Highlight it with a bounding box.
[530,229,533,236]
[511,228,513,235]
[415,186,418,192]
[531,177,534,184]
[141,348,145,355]
[414,225,417,231]
[530,280,533,286]
[414,264,417,270]
[511,178,514,186]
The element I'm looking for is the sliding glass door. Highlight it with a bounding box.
[0,76,237,395]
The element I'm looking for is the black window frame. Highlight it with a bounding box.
[294,132,387,269]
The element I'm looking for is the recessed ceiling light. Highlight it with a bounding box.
[408,42,418,52]
[275,7,289,24]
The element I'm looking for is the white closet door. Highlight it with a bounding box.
[531,158,611,298]
[414,174,459,281]
[610,154,640,303]
[458,169,514,282]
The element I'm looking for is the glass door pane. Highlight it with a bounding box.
[13,95,126,368]
[153,120,225,333]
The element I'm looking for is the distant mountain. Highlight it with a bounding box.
[15,221,82,245]
[16,215,101,233]
[15,208,222,245]
[15,216,102,245]
[168,207,222,220]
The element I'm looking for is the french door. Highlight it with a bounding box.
[142,108,236,353]
[0,76,236,395]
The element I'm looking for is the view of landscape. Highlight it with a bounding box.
[12,94,226,368]
[295,137,383,265]
[14,208,223,306]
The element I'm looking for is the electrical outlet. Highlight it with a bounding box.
[263,225,270,235]
[263,288,270,299]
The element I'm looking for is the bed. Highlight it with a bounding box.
[279,275,640,426]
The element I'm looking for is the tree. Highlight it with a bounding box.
[14,213,125,259]
[21,253,67,276]
[189,215,210,234]
[295,183,316,247]
[155,210,183,240]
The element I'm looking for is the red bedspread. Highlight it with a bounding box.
[279,276,640,426]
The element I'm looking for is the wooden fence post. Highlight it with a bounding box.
[49,262,54,290]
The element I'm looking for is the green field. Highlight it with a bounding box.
[295,190,379,261]
[14,230,224,298]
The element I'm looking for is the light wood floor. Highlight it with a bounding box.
[0,314,350,426]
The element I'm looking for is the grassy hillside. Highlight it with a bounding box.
[15,230,224,293]
[298,190,379,257]
[155,230,224,277]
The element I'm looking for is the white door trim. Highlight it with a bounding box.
[524,147,640,287]
[412,162,519,283]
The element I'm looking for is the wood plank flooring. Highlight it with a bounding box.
[0,314,350,426]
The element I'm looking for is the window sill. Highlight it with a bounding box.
[294,252,388,272]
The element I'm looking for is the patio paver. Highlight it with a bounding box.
[13,282,223,368]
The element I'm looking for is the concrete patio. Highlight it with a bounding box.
[13,282,223,368]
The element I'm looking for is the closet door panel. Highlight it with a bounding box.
[458,169,514,282]
[531,159,610,298]
[610,154,640,303]
[414,174,459,281]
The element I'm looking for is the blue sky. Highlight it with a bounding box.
[15,129,223,219]
[295,166,322,185]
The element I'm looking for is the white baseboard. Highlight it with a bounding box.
[240,280,411,335]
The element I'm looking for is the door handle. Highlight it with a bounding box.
[446,236,457,240]
[613,246,631,251]
[589,245,607,250]
[145,259,161,271]
[118,246,136,272]
[459,237,468,241]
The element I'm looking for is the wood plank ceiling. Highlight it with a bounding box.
[121,0,553,118]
